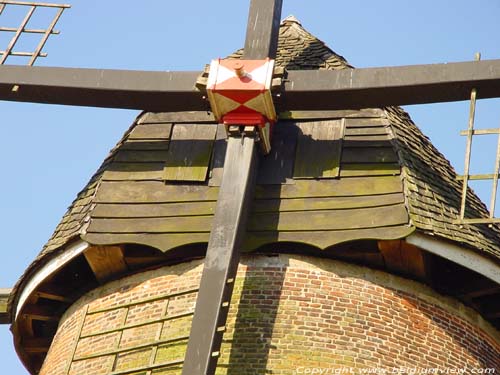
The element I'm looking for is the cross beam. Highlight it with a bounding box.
[1,59,500,111]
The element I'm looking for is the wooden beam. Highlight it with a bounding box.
[32,284,72,303]
[406,233,500,285]
[84,245,128,283]
[21,305,60,322]
[183,134,258,375]
[0,65,203,111]
[0,288,11,324]
[3,59,500,111]
[23,338,51,354]
[243,0,283,59]
[282,59,500,110]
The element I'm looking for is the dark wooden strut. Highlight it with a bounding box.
[182,1,282,374]
[2,59,500,111]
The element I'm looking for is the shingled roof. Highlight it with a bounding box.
[14,16,500,302]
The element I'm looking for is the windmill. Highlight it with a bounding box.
[1,1,500,374]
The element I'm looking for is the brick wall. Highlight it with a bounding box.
[40,255,499,375]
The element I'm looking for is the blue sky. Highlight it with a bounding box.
[1,1,500,373]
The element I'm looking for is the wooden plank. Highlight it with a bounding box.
[342,139,393,148]
[139,111,216,124]
[278,109,384,120]
[247,204,409,232]
[83,245,128,283]
[344,127,388,136]
[255,175,404,199]
[293,120,344,178]
[243,0,283,59]
[128,123,172,140]
[340,163,400,177]
[243,226,415,251]
[341,147,398,164]
[345,118,391,127]
[164,124,218,181]
[96,176,403,203]
[102,163,165,181]
[95,182,220,203]
[257,121,298,184]
[114,150,170,163]
[344,134,391,142]
[252,193,404,213]
[88,216,212,233]
[120,140,170,151]
[92,201,216,218]
[282,59,500,110]
[183,136,258,375]
[93,193,403,218]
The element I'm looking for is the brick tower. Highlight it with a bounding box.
[6,17,500,374]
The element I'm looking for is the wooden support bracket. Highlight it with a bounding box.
[84,245,128,284]
[0,288,11,324]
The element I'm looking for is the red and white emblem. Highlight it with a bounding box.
[206,58,276,126]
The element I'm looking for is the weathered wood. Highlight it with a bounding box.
[293,120,344,178]
[341,147,398,164]
[282,59,500,110]
[183,136,258,375]
[114,150,170,163]
[95,182,220,203]
[102,163,165,181]
[243,226,416,251]
[128,124,172,140]
[243,0,283,60]
[252,193,404,213]
[247,204,409,232]
[0,65,204,111]
[255,175,404,199]
[344,134,391,142]
[92,201,216,218]
[85,225,415,253]
[89,216,211,233]
[120,140,170,151]
[83,245,128,283]
[339,163,400,177]
[89,201,408,233]
[138,111,215,124]
[83,232,210,252]
[456,277,500,299]
[344,127,388,136]
[345,117,391,127]
[257,121,298,184]
[278,109,384,120]
[97,176,403,203]
[164,124,218,181]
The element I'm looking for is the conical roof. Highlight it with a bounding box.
[12,17,500,306]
